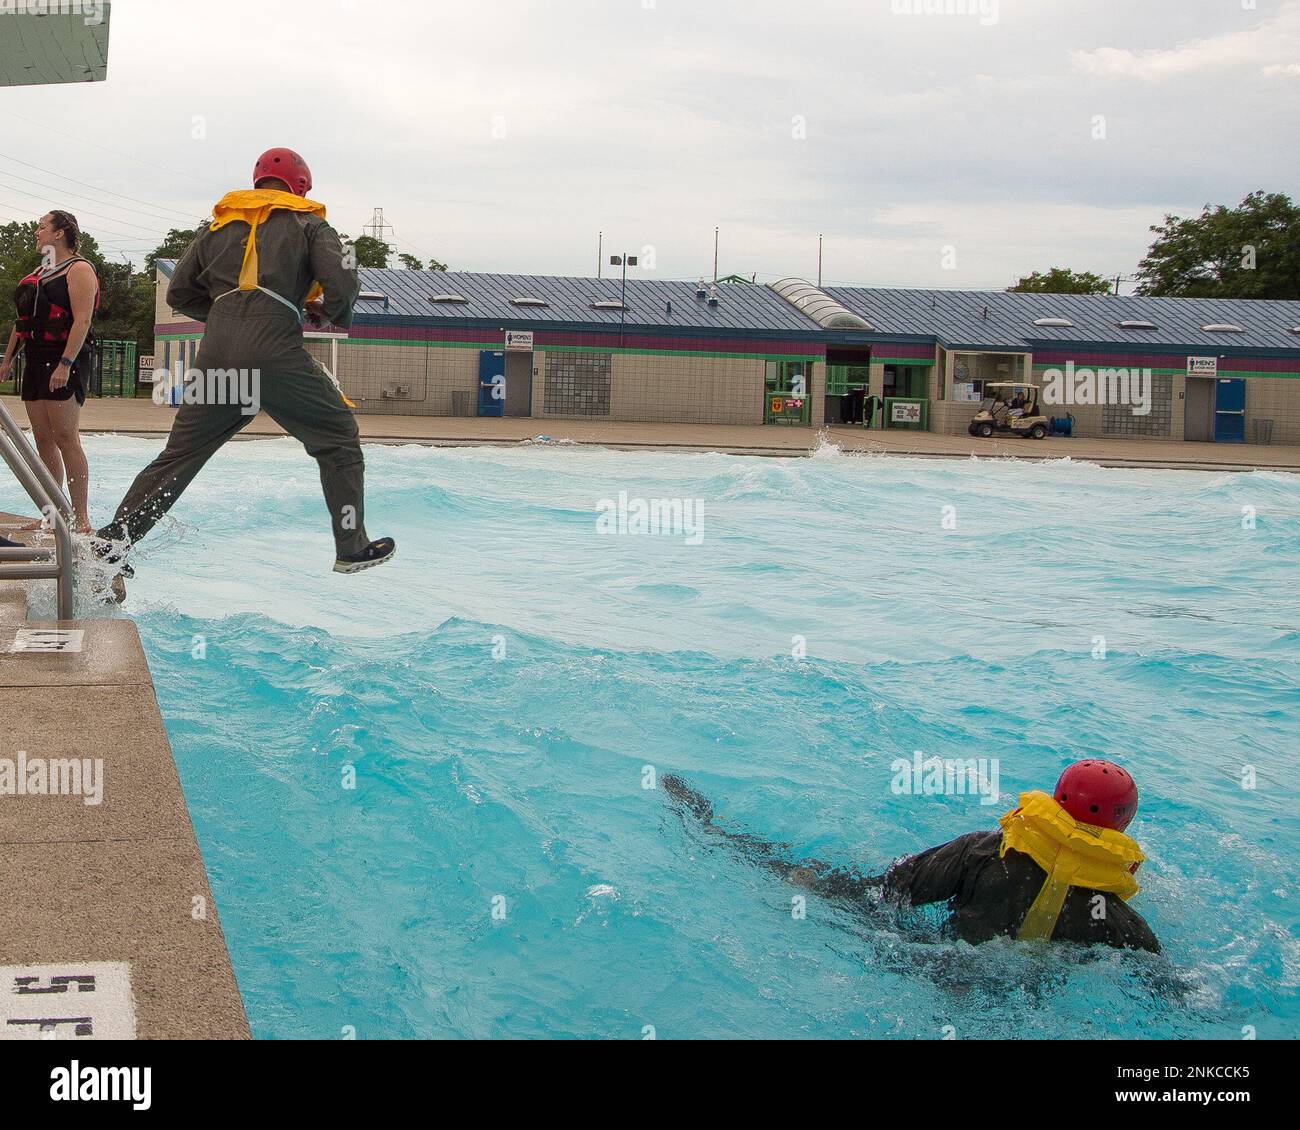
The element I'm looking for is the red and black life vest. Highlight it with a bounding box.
[13,256,100,351]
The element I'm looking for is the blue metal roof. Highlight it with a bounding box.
[826,287,1300,354]
[155,261,1300,355]
[354,269,824,335]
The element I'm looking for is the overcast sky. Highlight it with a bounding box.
[2,0,1298,290]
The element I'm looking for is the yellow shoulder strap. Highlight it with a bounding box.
[998,792,1144,943]
[209,189,327,293]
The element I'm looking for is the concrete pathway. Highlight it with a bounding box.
[0,512,249,1040]
[4,395,1298,472]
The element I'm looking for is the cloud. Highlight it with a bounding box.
[1071,2,1300,81]
[0,0,1296,288]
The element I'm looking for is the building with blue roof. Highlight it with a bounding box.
[154,262,1300,445]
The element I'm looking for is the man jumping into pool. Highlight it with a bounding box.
[93,147,394,600]
[663,759,1159,952]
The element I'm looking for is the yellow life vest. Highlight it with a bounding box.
[998,791,1144,942]
[209,188,327,301]
[207,189,356,409]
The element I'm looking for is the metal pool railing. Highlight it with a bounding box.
[0,398,75,620]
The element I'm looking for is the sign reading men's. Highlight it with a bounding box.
[1187,356,1219,377]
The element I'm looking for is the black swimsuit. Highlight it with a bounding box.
[14,258,98,407]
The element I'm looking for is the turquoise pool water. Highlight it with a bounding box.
[6,435,1298,1039]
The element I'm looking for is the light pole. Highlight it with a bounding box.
[610,253,638,347]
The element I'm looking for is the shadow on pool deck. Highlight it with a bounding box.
[0,511,249,1041]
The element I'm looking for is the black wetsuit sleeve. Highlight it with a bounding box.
[308,221,361,329]
[882,831,998,907]
[1112,906,1161,954]
[165,226,213,322]
[1055,889,1162,954]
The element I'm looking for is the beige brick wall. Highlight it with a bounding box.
[1171,374,1187,441]
[325,342,480,417]
[532,351,767,425]
[1243,376,1300,446]
[153,268,191,329]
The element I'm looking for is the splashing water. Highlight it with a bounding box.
[4,434,1297,1039]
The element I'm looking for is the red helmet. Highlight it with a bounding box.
[253,148,313,196]
[1054,760,1139,832]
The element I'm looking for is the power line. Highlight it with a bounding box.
[0,199,172,246]
[0,181,170,238]
[0,154,200,226]
[0,108,216,192]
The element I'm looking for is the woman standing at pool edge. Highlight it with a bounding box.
[0,210,99,533]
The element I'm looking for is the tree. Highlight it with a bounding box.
[398,252,423,271]
[0,221,156,359]
[1008,267,1112,295]
[338,234,391,269]
[145,227,200,274]
[1134,191,1300,299]
[425,257,449,272]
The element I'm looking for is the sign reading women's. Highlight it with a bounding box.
[0,2,111,87]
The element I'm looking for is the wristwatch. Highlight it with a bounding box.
[58,357,73,369]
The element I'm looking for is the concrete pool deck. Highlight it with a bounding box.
[0,512,249,1040]
[4,395,1300,473]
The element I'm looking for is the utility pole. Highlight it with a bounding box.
[598,231,603,279]
[610,252,638,348]
[365,208,396,260]
[818,234,823,287]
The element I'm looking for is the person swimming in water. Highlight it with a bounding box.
[663,759,1159,953]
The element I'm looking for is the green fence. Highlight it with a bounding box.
[95,340,140,397]
[1,339,142,399]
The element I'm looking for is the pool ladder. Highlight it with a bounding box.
[0,398,75,621]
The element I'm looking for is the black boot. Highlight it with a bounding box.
[333,537,396,575]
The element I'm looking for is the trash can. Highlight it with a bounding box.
[451,390,472,417]
[1253,418,1274,445]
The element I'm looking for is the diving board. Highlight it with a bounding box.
[0,2,112,87]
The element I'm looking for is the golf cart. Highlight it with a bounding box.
[968,382,1050,440]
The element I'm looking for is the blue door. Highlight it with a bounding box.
[478,351,505,417]
[1214,378,1246,443]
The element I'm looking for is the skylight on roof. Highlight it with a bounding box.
[1202,322,1244,332]
[428,294,468,305]
[510,297,548,307]
[1117,319,1158,330]
[357,291,387,302]
[591,299,626,310]
[1032,317,1074,328]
